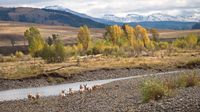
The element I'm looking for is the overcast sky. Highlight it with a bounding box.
[0,0,199,17]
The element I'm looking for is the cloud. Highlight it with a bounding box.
[0,0,199,17]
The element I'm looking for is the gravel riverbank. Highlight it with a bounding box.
[0,68,158,91]
[0,69,199,112]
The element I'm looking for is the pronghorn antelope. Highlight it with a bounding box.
[87,87,93,92]
[27,94,36,101]
[83,84,87,90]
[83,84,93,92]
[80,85,84,90]
[92,84,103,90]
[79,85,85,94]
[27,94,34,100]
[36,93,41,99]
[69,88,75,95]
[60,90,66,97]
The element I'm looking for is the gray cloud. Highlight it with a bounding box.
[0,0,199,17]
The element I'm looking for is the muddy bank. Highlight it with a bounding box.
[0,70,199,112]
[0,68,158,91]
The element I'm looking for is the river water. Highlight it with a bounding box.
[0,70,187,102]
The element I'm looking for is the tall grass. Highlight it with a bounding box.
[141,72,200,102]
[177,72,199,87]
[185,58,200,68]
[141,80,170,102]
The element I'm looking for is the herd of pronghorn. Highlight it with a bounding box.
[27,84,103,101]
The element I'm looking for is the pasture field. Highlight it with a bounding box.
[0,21,104,46]
[0,21,200,47]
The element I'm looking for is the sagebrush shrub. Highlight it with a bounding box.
[158,42,169,50]
[15,51,24,58]
[65,46,76,57]
[172,38,187,48]
[185,34,198,48]
[173,34,198,49]
[185,58,200,68]
[141,80,170,102]
[163,79,177,90]
[177,73,199,87]
[40,41,66,63]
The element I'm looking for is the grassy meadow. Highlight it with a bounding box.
[0,21,200,80]
[0,21,200,46]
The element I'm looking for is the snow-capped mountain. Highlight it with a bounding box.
[44,5,91,19]
[43,5,198,30]
[103,14,148,23]
[126,14,146,22]
[44,5,116,25]
[102,13,200,23]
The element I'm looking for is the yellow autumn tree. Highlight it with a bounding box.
[134,25,153,49]
[24,27,45,56]
[185,34,198,48]
[105,25,124,45]
[123,24,143,50]
[124,24,135,46]
[77,25,91,51]
[135,25,143,39]
[140,27,151,48]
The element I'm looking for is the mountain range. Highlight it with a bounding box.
[45,5,200,23]
[103,13,200,23]
[0,6,198,30]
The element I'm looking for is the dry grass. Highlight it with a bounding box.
[158,30,200,39]
[0,49,200,79]
[0,21,104,46]
[141,71,200,102]
[184,58,200,68]
[1,21,200,46]
[176,72,200,88]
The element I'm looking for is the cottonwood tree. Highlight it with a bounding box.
[24,27,45,56]
[134,25,153,49]
[123,24,137,47]
[77,25,91,51]
[105,25,124,45]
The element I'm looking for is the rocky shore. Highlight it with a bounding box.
[0,69,199,112]
[0,68,158,91]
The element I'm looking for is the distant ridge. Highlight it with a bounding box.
[0,7,106,28]
[192,23,200,29]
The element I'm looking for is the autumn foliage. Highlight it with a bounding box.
[24,27,45,56]
[105,24,153,50]
[22,24,199,63]
[77,25,91,51]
